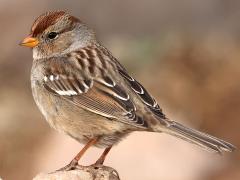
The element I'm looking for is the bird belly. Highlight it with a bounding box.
[31,82,131,148]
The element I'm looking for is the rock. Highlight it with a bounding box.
[33,165,120,180]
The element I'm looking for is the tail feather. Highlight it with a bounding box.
[157,120,235,154]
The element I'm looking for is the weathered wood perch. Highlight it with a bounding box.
[33,165,120,180]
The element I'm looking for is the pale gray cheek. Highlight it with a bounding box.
[55,38,72,52]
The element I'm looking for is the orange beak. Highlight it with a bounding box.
[20,36,39,48]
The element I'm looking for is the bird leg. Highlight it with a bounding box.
[94,146,112,165]
[57,138,98,171]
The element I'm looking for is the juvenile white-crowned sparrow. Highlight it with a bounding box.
[20,11,235,170]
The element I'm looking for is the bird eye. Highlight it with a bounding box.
[47,32,58,39]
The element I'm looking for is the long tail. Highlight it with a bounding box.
[155,120,236,154]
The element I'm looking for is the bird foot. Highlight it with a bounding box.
[56,159,79,171]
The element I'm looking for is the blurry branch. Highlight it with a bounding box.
[33,165,120,180]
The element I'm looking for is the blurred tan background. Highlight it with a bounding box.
[0,0,239,179]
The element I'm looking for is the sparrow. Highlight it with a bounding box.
[20,11,235,170]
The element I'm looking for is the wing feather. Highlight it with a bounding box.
[43,72,148,128]
[118,68,166,119]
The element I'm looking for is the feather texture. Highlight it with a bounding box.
[160,121,235,153]
[42,46,150,128]
[42,44,235,153]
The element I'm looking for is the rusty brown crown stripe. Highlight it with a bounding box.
[31,11,66,37]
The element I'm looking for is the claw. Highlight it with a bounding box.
[56,159,78,171]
